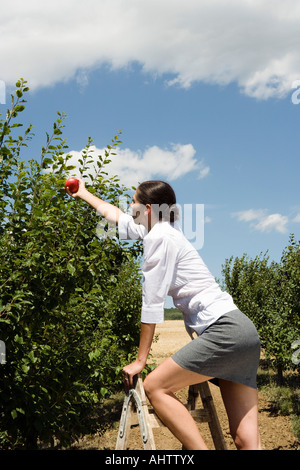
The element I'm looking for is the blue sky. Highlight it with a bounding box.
[1,1,299,306]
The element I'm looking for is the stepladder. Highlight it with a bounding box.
[115,374,227,450]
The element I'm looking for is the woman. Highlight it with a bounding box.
[65,179,261,450]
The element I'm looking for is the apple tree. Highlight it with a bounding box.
[0,80,143,449]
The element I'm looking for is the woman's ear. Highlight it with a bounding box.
[145,204,154,230]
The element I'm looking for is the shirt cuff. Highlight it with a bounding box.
[141,303,165,323]
[118,212,146,240]
[118,213,131,239]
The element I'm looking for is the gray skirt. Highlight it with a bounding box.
[171,309,261,389]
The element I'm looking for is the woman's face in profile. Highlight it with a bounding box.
[130,192,148,226]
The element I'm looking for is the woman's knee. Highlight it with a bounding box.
[232,431,261,450]
[143,370,170,402]
[227,410,261,450]
[143,373,157,400]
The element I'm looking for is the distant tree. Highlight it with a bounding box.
[222,235,300,384]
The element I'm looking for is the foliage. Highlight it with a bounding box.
[221,235,300,383]
[164,308,183,321]
[0,80,143,449]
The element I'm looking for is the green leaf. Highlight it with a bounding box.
[67,263,76,275]
[14,105,25,113]
[21,364,30,373]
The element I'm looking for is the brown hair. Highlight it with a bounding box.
[136,180,179,223]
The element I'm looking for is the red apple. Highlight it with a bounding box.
[64,178,79,193]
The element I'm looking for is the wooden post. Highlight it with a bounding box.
[196,382,227,450]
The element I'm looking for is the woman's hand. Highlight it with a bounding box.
[65,177,123,223]
[64,178,86,198]
[122,359,146,392]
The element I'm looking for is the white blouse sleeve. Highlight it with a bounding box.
[118,213,147,240]
[141,235,178,324]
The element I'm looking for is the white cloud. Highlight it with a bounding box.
[233,209,266,223]
[292,213,300,223]
[233,209,289,234]
[1,0,299,99]
[65,143,209,187]
[254,213,289,234]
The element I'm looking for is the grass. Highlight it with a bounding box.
[257,359,300,440]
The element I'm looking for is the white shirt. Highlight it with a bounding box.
[118,213,237,336]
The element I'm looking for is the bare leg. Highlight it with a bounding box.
[219,379,262,450]
[143,357,213,450]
